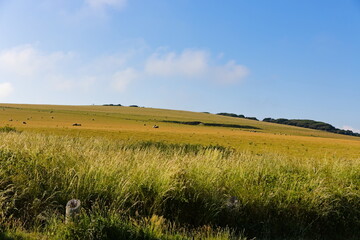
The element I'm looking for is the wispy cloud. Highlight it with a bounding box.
[49,75,97,92]
[0,44,250,102]
[0,44,123,94]
[112,68,138,92]
[145,50,208,77]
[145,49,249,84]
[85,0,127,10]
[0,44,71,77]
[0,82,13,99]
[56,0,128,21]
[212,60,249,84]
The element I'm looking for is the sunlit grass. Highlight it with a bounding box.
[1,104,359,161]
[1,131,360,239]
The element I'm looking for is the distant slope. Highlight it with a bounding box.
[0,103,358,140]
[1,103,360,160]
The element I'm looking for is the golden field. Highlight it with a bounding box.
[1,103,360,240]
[1,103,359,159]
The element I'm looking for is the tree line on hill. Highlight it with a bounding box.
[216,112,259,121]
[103,104,139,107]
[263,118,360,137]
[163,120,260,129]
[216,112,359,137]
[103,104,122,106]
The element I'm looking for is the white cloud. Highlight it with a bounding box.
[145,49,249,84]
[0,44,106,94]
[0,45,73,77]
[53,79,74,91]
[342,126,360,134]
[112,68,138,92]
[91,55,127,71]
[212,60,249,84]
[0,44,249,104]
[0,82,13,99]
[60,0,128,21]
[145,49,208,77]
[0,45,42,77]
[0,44,142,97]
[49,74,97,92]
[85,0,127,10]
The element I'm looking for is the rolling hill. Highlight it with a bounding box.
[0,103,359,159]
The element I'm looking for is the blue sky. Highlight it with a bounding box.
[0,0,359,132]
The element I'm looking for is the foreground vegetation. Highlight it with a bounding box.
[1,131,360,239]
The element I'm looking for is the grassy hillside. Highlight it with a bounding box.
[1,104,359,159]
[1,104,360,239]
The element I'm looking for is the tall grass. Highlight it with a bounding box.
[0,131,360,239]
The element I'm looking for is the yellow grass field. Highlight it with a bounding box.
[1,103,359,159]
[1,103,360,239]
